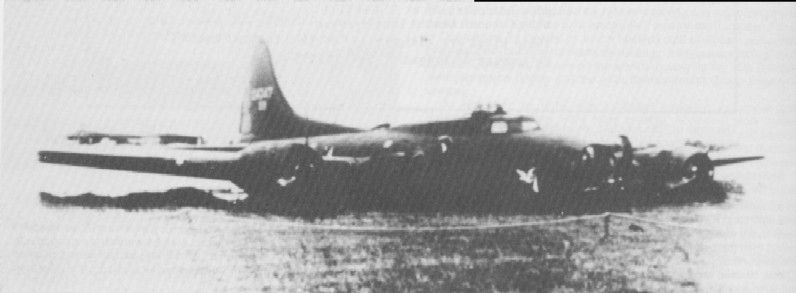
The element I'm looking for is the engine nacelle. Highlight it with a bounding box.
[633,146,714,189]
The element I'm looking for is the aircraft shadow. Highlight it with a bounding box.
[557,179,732,214]
[40,188,246,212]
[39,179,737,219]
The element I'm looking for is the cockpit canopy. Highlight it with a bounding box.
[471,106,541,134]
[488,116,541,134]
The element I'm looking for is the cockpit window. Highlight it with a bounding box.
[490,121,508,134]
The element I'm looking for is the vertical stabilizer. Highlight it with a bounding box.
[239,40,296,142]
[239,40,360,142]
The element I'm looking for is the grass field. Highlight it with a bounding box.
[40,185,726,292]
[272,213,700,293]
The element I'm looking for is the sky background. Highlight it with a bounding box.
[4,2,796,156]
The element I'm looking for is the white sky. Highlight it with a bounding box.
[3,2,796,150]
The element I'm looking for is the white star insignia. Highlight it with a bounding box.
[516,168,540,193]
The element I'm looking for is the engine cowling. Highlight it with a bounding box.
[680,152,715,182]
[633,145,715,190]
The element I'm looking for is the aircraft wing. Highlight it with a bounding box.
[711,155,764,167]
[38,145,242,180]
[706,145,764,167]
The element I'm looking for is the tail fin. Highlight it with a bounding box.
[239,40,296,142]
[239,40,359,142]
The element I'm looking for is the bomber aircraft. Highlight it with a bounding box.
[39,40,764,213]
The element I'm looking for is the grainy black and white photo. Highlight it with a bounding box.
[2,2,795,292]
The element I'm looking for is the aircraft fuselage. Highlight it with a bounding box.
[231,112,624,201]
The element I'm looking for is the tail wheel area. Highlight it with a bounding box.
[275,145,322,188]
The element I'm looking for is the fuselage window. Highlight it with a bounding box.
[491,121,508,134]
